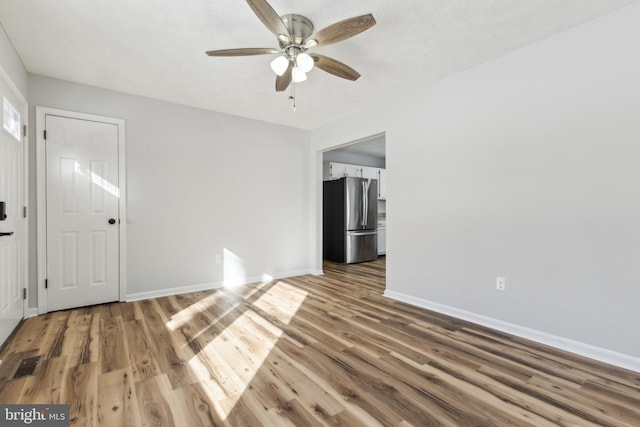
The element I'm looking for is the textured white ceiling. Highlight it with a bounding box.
[0,0,637,129]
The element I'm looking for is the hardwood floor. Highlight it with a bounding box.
[1,257,639,426]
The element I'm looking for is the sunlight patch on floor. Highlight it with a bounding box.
[252,281,308,324]
[165,291,225,332]
[184,280,308,421]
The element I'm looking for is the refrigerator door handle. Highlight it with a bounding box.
[347,230,378,236]
[365,181,369,225]
[362,180,368,227]
[363,181,366,226]
[361,180,365,226]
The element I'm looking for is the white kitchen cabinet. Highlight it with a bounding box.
[378,227,386,255]
[324,162,386,200]
[378,168,387,199]
[349,164,363,177]
[361,166,378,180]
[324,162,362,180]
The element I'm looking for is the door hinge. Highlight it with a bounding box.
[43,129,47,140]
[23,288,27,300]
[23,206,27,218]
[23,124,27,137]
[45,279,48,289]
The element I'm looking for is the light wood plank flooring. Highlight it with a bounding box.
[1,257,639,426]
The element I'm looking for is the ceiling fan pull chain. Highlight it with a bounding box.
[289,80,296,111]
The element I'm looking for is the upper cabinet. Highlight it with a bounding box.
[378,168,386,199]
[361,166,378,180]
[324,162,386,199]
[324,162,362,180]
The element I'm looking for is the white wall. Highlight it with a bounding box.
[0,23,27,97]
[28,75,311,302]
[311,3,640,362]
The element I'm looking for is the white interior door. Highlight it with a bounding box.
[0,78,25,344]
[45,115,120,311]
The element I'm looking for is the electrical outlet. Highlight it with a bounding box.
[496,277,506,291]
[215,254,221,264]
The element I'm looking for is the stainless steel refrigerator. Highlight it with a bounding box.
[323,177,378,263]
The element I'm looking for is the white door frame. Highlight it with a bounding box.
[0,65,28,320]
[36,107,127,314]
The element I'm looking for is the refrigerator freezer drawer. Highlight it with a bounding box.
[346,231,378,264]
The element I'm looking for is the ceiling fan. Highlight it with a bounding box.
[205,0,376,92]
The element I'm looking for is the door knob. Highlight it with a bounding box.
[108,218,117,225]
[0,232,13,237]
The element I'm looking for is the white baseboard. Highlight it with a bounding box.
[126,282,224,302]
[25,307,39,318]
[231,269,316,286]
[126,269,316,302]
[383,289,640,373]
[265,269,316,281]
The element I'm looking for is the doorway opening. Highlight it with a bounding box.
[320,133,386,286]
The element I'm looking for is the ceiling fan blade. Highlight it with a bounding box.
[275,63,293,92]
[246,0,290,39]
[311,54,361,81]
[313,14,376,46]
[206,48,280,56]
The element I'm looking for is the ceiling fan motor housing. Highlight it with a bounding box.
[280,14,314,46]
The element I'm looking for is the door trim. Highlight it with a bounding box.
[0,64,28,321]
[36,107,127,314]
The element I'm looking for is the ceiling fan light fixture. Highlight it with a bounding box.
[270,56,289,76]
[296,52,314,73]
[292,66,307,82]
[205,0,376,95]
